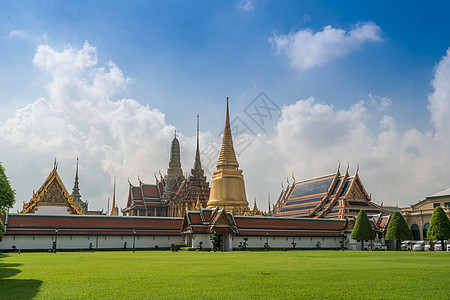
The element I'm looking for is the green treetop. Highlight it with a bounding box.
[427,206,450,251]
[351,209,376,250]
[0,161,15,214]
[385,211,413,251]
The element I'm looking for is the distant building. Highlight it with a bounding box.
[20,159,89,215]
[123,116,210,217]
[401,188,450,240]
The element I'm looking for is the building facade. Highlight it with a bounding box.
[401,188,450,240]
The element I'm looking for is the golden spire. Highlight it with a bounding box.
[111,176,118,215]
[216,98,239,170]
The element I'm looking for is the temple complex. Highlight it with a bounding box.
[168,115,210,216]
[123,116,210,217]
[273,164,389,219]
[20,159,89,215]
[206,99,250,215]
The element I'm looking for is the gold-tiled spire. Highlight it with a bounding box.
[216,98,239,170]
[207,98,249,215]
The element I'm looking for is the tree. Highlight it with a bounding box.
[385,211,413,251]
[0,162,15,214]
[351,209,376,250]
[0,219,5,242]
[426,206,450,251]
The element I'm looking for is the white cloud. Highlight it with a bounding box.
[270,22,383,70]
[368,93,392,111]
[428,48,450,135]
[268,48,450,208]
[0,42,187,212]
[237,0,254,11]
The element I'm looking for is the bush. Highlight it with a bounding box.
[171,243,186,252]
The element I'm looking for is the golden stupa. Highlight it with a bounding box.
[207,98,250,215]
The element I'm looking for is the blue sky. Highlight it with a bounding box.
[1,1,450,212]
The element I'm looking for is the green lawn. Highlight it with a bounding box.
[0,250,449,299]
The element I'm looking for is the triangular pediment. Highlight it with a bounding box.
[21,165,82,214]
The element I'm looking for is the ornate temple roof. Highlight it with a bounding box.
[181,207,347,237]
[122,179,164,214]
[20,160,87,215]
[182,207,237,234]
[273,165,389,219]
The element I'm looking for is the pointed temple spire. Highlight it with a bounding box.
[193,114,202,171]
[111,176,118,216]
[164,131,184,196]
[216,98,239,170]
[72,158,81,202]
[207,98,249,215]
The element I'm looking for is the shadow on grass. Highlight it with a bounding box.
[0,253,42,299]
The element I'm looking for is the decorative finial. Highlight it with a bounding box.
[292,173,295,183]
[338,160,341,171]
[281,182,284,189]
[174,130,177,139]
[287,177,290,186]
[346,162,349,172]
[356,163,360,174]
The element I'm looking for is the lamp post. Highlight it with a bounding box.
[54,228,58,253]
[265,232,269,252]
[132,229,136,253]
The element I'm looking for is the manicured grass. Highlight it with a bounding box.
[0,250,449,299]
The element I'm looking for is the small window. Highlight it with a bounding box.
[444,202,450,208]
[433,203,440,208]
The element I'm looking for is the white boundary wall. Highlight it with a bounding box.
[185,234,348,251]
[0,234,183,251]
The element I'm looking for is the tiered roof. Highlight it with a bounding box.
[122,180,164,214]
[182,207,347,237]
[182,207,237,234]
[273,165,389,219]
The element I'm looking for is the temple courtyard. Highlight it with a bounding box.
[0,251,448,299]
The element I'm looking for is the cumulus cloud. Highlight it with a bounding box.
[0,42,190,211]
[270,22,383,70]
[428,48,450,135]
[271,48,450,207]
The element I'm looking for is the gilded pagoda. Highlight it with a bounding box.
[206,99,250,215]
